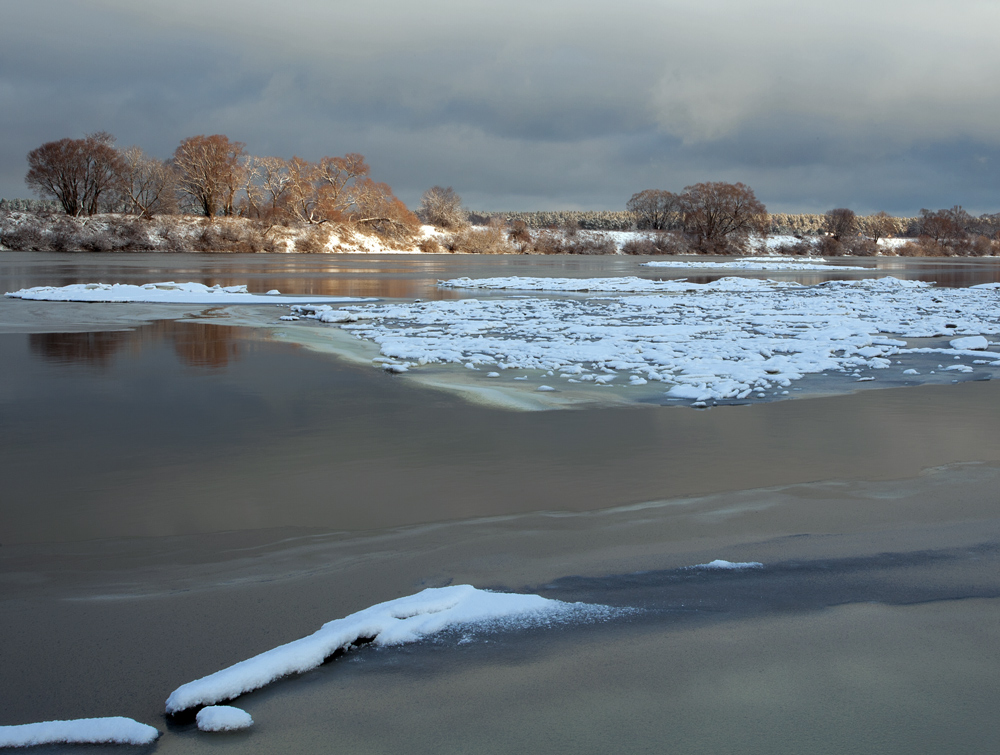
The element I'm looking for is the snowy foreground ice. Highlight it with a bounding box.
[0,717,159,747]
[295,276,1000,403]
[196,706,253,733]
[4,281,373,305]
[165,585,610,715]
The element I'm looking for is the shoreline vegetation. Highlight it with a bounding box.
[3,131,999,257]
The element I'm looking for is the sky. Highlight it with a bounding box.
[2,0,999,215]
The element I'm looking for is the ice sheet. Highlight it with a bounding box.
[5,281,375,304]
[296,276,1000,402]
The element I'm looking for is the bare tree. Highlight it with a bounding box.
[680,182,768,253]
[626,189,682,230]
[419,186,467,229]
[858,211,900,244]
[314,153,371,221]
[917,206,972,243]
[172,135,246,217]
[349,178,421,240]
[25,132,124,216]
[247,156,291,220]
[823,208,857,241]
[119,146,177,218]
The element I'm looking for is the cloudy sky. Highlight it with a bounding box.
[2,0,999,214]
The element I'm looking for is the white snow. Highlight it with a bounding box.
[438,276,804,293]
[196,706,254,733]
[0,717,159,747]
[165,585,606,714]
[689,560,764,570]
[295,276,1000,403]
[4,282,375,305]
[642,258,866,271]
[949,335,990,351]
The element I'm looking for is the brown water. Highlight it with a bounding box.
[1,251,999,754]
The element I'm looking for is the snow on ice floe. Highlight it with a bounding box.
[641,258,867,271]
[949,335,990,351]
[196,706,253,733]
[294,275,1000,403]
[0,717,159,747]
[689,560,764,570]
[165,585,613,715]
[438,275,803,293]
[4,282,375,305]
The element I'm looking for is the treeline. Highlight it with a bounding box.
[18,132,420,241]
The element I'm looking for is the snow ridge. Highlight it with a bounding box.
[165,585,606,714]
[0,717,159,747]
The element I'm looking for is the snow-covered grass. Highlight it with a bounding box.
[165,585,611,715]
[0,717,159,747]
[5,282,375,304]
[295,276,1000,403]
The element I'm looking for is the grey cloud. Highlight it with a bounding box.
[3,1,999,214]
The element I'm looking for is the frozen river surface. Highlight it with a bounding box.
[2,251,1000,754]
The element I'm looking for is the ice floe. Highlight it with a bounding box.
[165,585,609,714]
[949,335,990,351]
[689,560,764,570]
[196,706,254,732]
[0,717,159,747]
[4,282,375,305]
[295,276,1000,403]
[641,258,866,271]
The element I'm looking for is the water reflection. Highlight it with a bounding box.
[28,321,249,370]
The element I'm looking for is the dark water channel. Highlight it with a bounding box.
[2,251,1000,754]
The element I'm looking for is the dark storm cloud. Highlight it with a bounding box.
[3,0,999,213]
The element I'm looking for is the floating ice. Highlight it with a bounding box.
[949,335,990,351]
[165,585,603,715]
[690,560,764,570]
[196,706,253,733]
[296,276,1000,403]
[641,259,866,271]
[0,717,159,747]
[5,282,375,305]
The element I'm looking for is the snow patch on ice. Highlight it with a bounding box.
[949,335,990,351]
[196,706,253,733]
[0,717,159,747]
[689,560,764,570]
[5,282,376,305]
[165,585,608,714]
[642,258,866,271]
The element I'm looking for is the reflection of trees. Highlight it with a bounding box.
[29,331,130,366]
[169,323,241,369]
[29,322,245,370]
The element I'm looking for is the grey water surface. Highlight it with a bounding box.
[2,251,1000,754]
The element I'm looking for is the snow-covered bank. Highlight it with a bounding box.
[5,281,375,304]
[166,585,610,714]
[0,717,159,747]
[296,276,1000,403]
